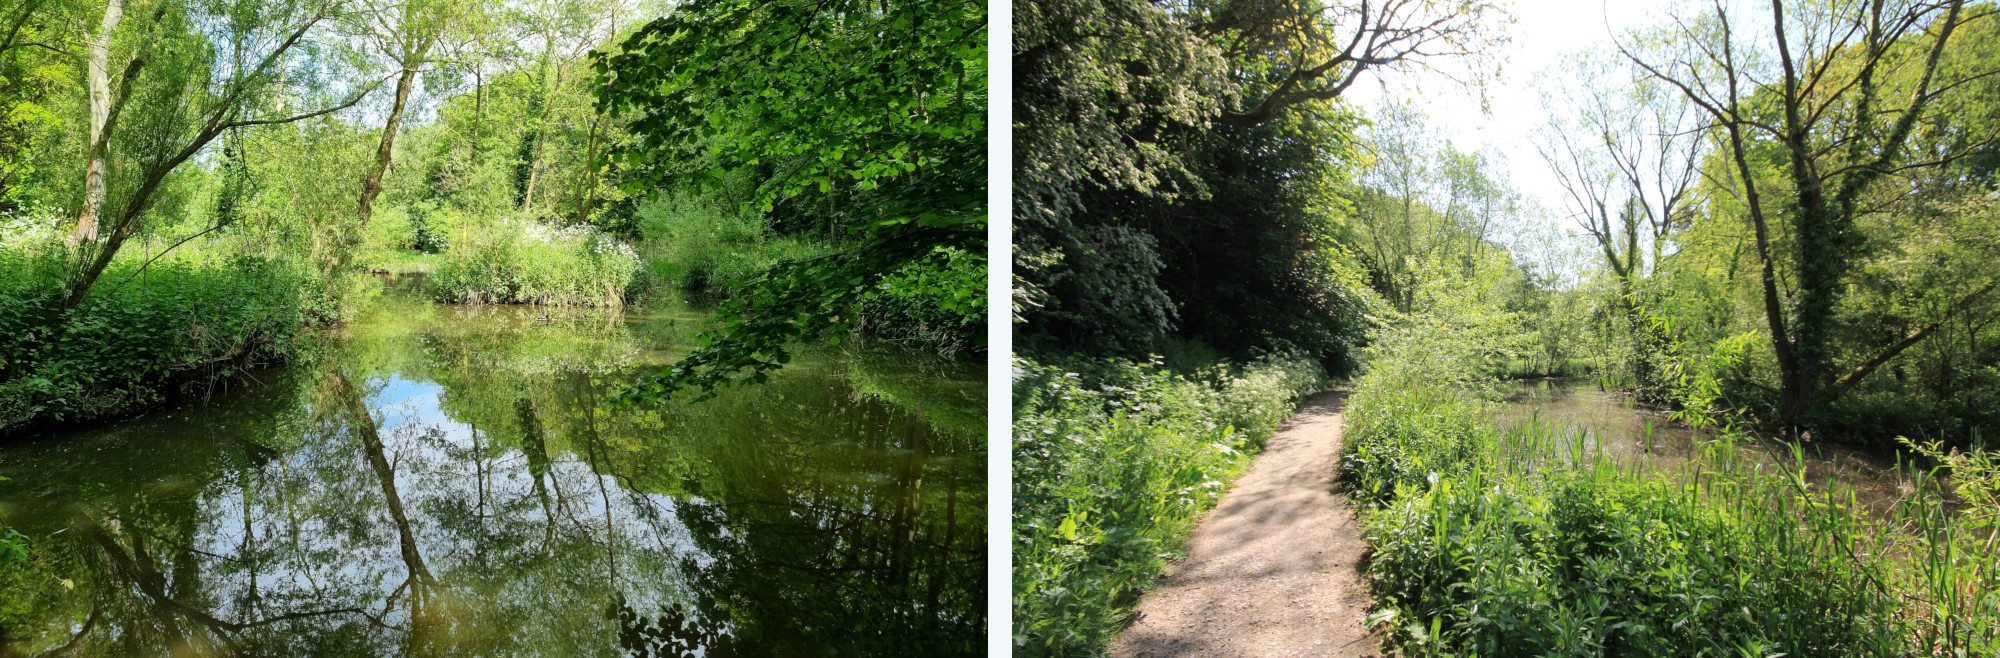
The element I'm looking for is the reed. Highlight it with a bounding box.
[1343,374,2000,656]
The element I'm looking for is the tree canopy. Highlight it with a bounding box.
[599,0,987,401]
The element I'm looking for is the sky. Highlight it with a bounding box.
[1342,0,1684,274]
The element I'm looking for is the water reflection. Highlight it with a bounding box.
[0,287,984,656]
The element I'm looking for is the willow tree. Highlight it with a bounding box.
[57,0,375,310]
[1624,0,1997,427]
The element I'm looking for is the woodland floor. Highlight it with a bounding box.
[1106,390,1380,658]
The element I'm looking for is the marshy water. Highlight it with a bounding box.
[0,279,985,656]
[1492,379,1914,514]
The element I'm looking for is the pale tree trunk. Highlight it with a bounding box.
[572,113,600,222]
[72,0,124,245]
[471,67,484,161]
[357,62,422,234]
[520,45,556,213]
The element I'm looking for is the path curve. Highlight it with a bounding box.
[1107,390,1378,658]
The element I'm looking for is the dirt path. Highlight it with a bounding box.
[1106,390,1378,658]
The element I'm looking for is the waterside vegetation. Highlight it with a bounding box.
[0,0,987,435]
[1011,356,1324,656]
[1013,0,2000,654]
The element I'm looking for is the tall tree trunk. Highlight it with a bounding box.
[471,67,484,162]
[521,132,548,212]
[572,113,602,223]
[358,63,422,234]
[520,45,557,213]
[71,0,124,246]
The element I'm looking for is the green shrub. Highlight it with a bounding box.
[1012,355,1324,657]
[860,246,986,356]
[1336,382,1487,508]
[428,217,639,306]
[1362,440,1902,657]
[0,248,306,433]
[633,194,822,296]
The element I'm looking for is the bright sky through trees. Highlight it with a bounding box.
[1346,0,1676,271]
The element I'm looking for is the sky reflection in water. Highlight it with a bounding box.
[0,285,985,657]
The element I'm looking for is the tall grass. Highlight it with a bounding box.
[1012,355,1324,657]
[1343,364,2000,656]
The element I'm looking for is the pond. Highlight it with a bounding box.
[1491,379,1916,515]
[0,279,986,656]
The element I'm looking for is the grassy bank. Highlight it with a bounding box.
[1011,355,1324,656]
[1341,370,2000,656]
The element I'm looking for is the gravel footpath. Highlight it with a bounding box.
[1106,390,1379,658]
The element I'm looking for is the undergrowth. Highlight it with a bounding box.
[1011,355,1324,657]
[633,193,822,298]
[0,248,307,434]
[1342,326,2000,656]
[428,217,639,306]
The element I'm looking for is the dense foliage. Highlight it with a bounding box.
[0,236,308,434]
[1341,311,1997,656]
[599,0,987,401]
[1012,355,1324,656]
[1014,0,1503,367]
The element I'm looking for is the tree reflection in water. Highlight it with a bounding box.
[0,291,984,657]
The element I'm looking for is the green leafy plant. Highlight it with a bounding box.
[427,217,639,306]
[1011,355,1324,656]
[597,0,986,401]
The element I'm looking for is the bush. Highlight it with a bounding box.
[1011,355,1324,657]
[1336,382,1486,508]
[860,246,986,356]
[633,194,822,296]
[0,248,306,433]
[428,217,639,306]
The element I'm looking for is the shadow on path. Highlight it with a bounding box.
[1106,390,1378,658]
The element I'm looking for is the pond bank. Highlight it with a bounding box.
[0,283,986,655]
[1492,379,1915,515]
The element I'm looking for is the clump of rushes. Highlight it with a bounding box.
[1342,370,1998,655]
[1012,355,1324,657]
[428,218,639,306]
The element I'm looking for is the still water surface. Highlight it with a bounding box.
[0,282,985,656]
[1492,379,1913,513]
